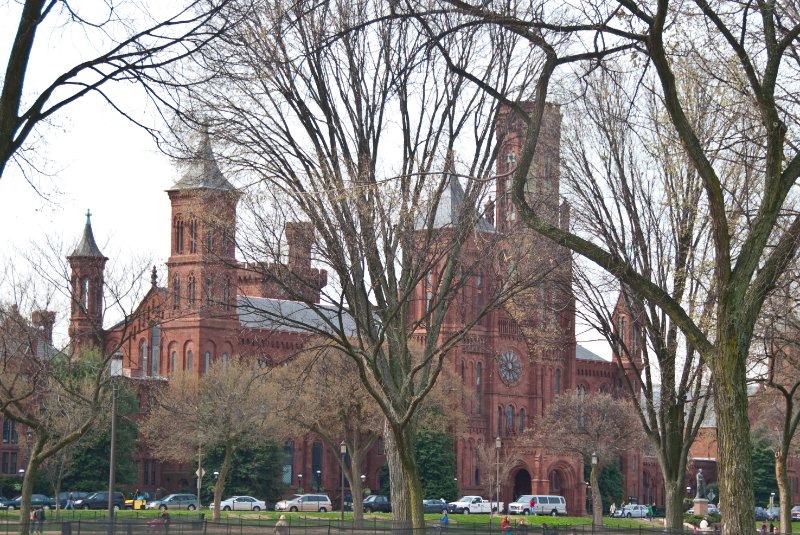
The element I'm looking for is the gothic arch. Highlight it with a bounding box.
[511,464,532,499]
[545,459,580,515]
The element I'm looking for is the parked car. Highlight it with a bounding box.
[363,495,391,513]
[423,499,447,514]
[791,505,800,521]
[508,495,536,515]
[125,491,151,510]
[74,492,126,510]
[755,507,768,521]
[3,494,55,510]
[766,507,780,520]
[216,496,266,511]
[621,504,649,518]
[274,494,332,512]
[147,493,198,510]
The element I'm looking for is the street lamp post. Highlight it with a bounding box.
[316,470,322,493]
[107,353,123,533]
[494,437,501,520]
[298,473,303,491]
[590,452,599,526]
[769,492,775,509]
[340,441,347,524]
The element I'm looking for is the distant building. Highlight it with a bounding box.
[60,107,661,514]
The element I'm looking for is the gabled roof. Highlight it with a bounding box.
[237,295,358,337]
[169,127,235,192]
[69,210,105,258]
[415,172,495,232]
[576,344,609,362]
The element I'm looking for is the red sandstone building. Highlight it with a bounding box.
[7,107,681,513]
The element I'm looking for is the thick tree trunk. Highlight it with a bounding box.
[712,348,754,535]
[663,481,685,531]
[385,422,424,530]
[211,443,234,522]
[775,450,791,535]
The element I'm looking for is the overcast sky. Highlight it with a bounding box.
[0,1,611,359]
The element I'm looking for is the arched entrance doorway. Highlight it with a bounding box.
[513,469,532,500]
[546,461,580,515]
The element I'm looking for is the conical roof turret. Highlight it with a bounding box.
[170,126,235,191]
[69,210,105,258]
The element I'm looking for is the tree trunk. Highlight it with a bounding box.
[590,464,602,527]
[775,449,791,535]
[347,451,365,528]
[385,421,424,530]
[663,481,685,531]
[211,442,234,522]
[712,347,754,535]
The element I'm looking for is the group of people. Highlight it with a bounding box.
[28,508,45,533]
[500,515,528,535]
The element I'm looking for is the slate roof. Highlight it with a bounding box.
[575,344,608,362]
[415,173,495,232]
[237,295,358,337]
[170,128,235,191]
[70,211,105,258]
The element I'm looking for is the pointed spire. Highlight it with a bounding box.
[170,125,235,191]
[70,210,105,258]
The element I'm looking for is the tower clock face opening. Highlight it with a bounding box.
[498,351,522,384]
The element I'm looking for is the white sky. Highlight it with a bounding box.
[0,1,611,359]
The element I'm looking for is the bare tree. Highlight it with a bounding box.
[561,70,716,529]
[427,1,800,533]
[0,245,151,535]
[749,267,800,533]
[140,358,276,521]
[0,0,234,182]
[531,391,645,527]
[168,0,552,528]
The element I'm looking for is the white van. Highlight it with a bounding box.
[508,495,567,516]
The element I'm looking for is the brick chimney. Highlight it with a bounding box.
[31,310,56,343]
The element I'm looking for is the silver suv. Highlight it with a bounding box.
[274,494,332,512]
[147,493,198,510]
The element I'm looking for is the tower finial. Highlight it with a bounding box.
[151,266,158,287]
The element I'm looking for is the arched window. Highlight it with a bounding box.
[577,384,586,399]
[283,441,294,485]
[188,275,196,308]
[506,405,514,435]
[173,276,181,310]
[204,351,211,373]
[497,407,503,437]
[205,228,215,254]
[476,362,482,415]
[171,351,178,373]
[81,277,89,310]
[222,352,229,369]
[555,369,561,394]
[518,408,525,433]
[205,277,213,306]
[139,340,148,377]
[475,271,484,312]
[311,441,323,491]
[187,350,194,371]
[474,448,480,486]
[222,278,231,310]
[150,324,160,375]
[175,219,184,254]
[189,219,197,253]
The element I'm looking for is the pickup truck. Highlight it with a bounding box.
[447,496,503,514]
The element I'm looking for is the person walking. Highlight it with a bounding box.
[275,515,288,535]
[609,503,616,517]
[760,522,767,535]
[439,511,449,530]
[647,503,654,521]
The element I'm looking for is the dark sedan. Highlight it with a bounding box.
[2,494,55,510]
[363,495,391,513]
[423,499,447,514]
